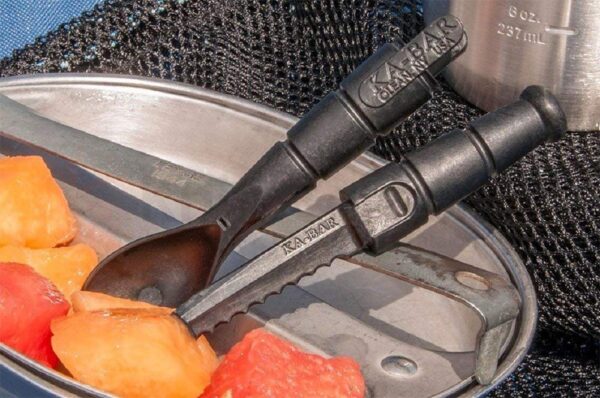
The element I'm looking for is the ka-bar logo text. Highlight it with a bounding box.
[358,17,461,108]
[281,217,340,255]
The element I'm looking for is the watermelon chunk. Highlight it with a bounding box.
[0,244,97,302]
[200,329,365,398]
[0,262,70,367]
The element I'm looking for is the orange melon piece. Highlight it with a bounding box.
[195,335,220,373]
[51,309,218,398]
[0,244,97,301]
[70,291,216,364]
[0,156,77,248]
[71,291,171,314]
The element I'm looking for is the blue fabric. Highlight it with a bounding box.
[0,0,101,59]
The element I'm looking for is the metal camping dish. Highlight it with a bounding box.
[424,0,600,131]
[0,74,537,397]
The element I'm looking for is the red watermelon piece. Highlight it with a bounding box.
[0,262,70,367]
[200,329,365,398]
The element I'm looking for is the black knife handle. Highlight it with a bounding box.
[197,16,467,284]
[340,86,567,254]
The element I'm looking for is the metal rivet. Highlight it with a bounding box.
[381,356,418,376]
[455,271,490,291]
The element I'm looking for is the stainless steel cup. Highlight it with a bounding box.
[424,0,600,131]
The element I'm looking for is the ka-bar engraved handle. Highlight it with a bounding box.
[286,15,467,178]
[201,16,467,284]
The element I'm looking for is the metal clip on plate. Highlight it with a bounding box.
[339,85,566,383]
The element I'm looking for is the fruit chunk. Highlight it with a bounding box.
[70,290,217,361]
[71,290,171,314]
[0,244,97,301]
[0,156,77,248]
[194,335,219,374]
[51,308,218,398]
[201,329,365,398]
[0,263,70,367]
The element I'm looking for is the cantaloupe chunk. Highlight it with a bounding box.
[0,244,97,301]
[70,291,217,365]
[71,291,171,314]
[51,309,218,398]
[0,156,77,248]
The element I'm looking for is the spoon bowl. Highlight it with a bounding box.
[84,224,221,306]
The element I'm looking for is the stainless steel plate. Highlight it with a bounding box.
[0,74,536,397]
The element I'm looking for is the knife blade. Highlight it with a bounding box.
[176,206,360,334]
[0,93,231,210]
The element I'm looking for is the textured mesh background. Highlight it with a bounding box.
[0,0,598,395]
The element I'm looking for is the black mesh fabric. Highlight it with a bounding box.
[491,330,600,397]
[0,0,598,395]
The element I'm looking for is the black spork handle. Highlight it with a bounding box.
[196,15,467,284]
